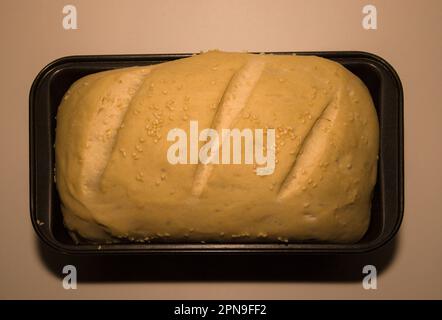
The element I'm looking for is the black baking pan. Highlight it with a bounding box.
[29,51,404,254]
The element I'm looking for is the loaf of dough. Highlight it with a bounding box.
[55,51,379,243]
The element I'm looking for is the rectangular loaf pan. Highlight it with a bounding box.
[29,51,404,254]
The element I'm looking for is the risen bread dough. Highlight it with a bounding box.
[55,51,379,243]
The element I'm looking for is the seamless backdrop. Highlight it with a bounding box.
[0,0,441,299]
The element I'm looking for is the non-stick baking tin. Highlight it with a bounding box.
[29,51,404,254]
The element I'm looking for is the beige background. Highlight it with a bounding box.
[0,0,441,299]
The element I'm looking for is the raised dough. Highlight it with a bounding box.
[55,51,379,243]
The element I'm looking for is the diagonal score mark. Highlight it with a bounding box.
[191,57,266,196]
[277,94,338,201]
[97,67,154,188]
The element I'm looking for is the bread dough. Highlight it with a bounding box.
[55,51,379,243]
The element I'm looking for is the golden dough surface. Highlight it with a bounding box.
[55,51,379,243]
